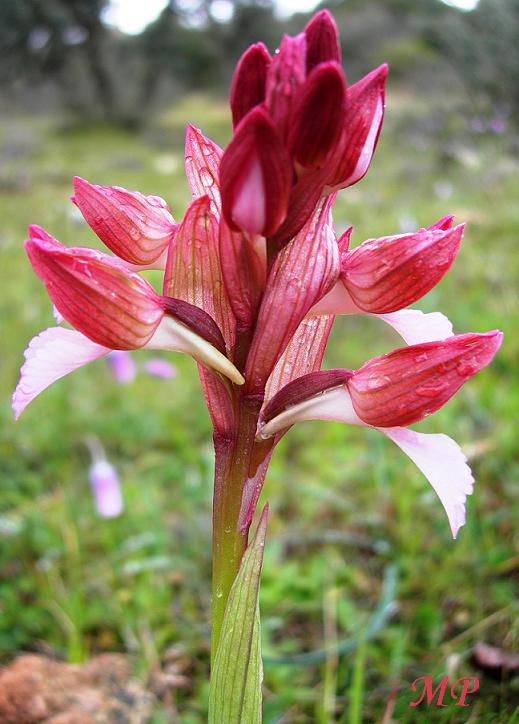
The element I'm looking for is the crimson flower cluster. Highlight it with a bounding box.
[14,11,501,550]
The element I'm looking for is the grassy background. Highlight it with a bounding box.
[0,92,518,722]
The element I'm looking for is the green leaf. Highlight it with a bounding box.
[208,505,268,724]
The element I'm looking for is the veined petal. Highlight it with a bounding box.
[12,327,110,419]
[163,195,237,433]
[288,62,347,169]
[328,64,387,190]
[304,10,341,71]
[340,223,464,313]
[26,227,164,350]
[378,309,454,345]
[219,219,265,330]
[348,331,503,427]
[381,427,474,538]
[220,107,292,237]
[265,33,307,140]
[245,198,340,393]
[185,124,223,215]
[164,196,235,353]
[72,176,176,266]
[265,314,335,403]
[230,42,271,128]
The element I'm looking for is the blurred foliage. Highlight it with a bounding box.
[0,88,518,720]
[2,0,519,128]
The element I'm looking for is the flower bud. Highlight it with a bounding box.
[230,43,271,128]
[72,177,176,266]
[25,226,164,350]
[328,64,387,190]
[304,10,341,71]
[348,331,503,427]
[288,62,347,169]
[265,33,307,140]
[220,107,292,237]
[340,221,464,313]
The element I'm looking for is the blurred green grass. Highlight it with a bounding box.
[0,92,518,722]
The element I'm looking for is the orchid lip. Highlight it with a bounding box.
[148,317,244,386]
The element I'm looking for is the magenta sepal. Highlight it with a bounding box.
[348,331,503,427]
[72,176,176,266]
[230,42,271,129]
[26,226,164,350]
[340,221,464,313]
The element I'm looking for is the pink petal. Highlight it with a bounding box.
[12,327,110,419]
[340,222,464,313]
[328,64,387,190]
[245,197,340,394]
[185,125,223,216]
[89,460,124,518]
[163,195,237,434]
[381,427,474,537]
[378,309,454,345]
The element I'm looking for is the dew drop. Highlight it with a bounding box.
[456,360,478,376]
[416,383,447,398]
[367,374,390,390]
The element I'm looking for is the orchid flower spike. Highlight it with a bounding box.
[221,14,387,245]
[15,9,502,560]
[260,332,503,537]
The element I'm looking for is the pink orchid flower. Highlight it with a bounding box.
[13,10,502,655]
[85,437,123,518]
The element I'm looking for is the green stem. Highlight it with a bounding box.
[211,398,262,664]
